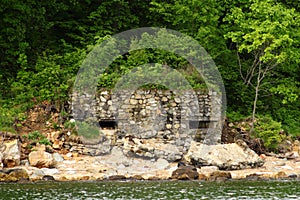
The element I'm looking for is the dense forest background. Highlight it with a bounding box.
[0,0,299,150]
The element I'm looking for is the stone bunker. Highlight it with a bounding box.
[71,89,223,161]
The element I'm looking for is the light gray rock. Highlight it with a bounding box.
[184,141,264,170]
[53,153,64,163]
[122,138,182,161]
[155,158,169,170]
[30,168,45,180]
[41,168,59,175]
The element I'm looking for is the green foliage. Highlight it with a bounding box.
[274,106,300,138]
[64,120,76,129]
[254,116,285,152]
[97,29,206,90]
[0,102,30,133]
[0,0,299,145]
[24,131,52,146]
[64,120,77,136]
[226,111,247,123]
[11,47,86,104]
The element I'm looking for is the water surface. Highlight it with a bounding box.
[1,180,299,199]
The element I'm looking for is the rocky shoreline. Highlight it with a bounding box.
[1,137,300,183]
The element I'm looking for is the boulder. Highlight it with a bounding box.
[184,141,264,170]
[2,139,21,168]
[122,138,182,161]
[171,165,199,180]
[29,150,55,168]
[207,171,232,181]
[0,168,29,182]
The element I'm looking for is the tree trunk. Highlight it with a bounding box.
[251,68,262,133]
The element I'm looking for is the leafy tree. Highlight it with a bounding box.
[224,0,300,131]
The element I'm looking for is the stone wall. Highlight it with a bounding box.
[71,89,223,159]
[71,90,222,161]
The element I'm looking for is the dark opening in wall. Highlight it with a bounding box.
[99,120,117,129]
[189,120,210,129]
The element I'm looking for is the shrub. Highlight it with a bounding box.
[254,115,285,152]
[25,131,52,146]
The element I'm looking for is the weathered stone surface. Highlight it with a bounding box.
[155,158,169,170]
[29,151,55,168]
[185,141,264,170]
[108,175,126,180]
[30,168,45,181]
[292,140,300,157]
[0,152,3,169]
[53,153,64,163]
[207,171,232,181]
[74,89,222,144]
[171,165,199,180]
[0,168,29,182]
[2,139,21,168]
[122,138,182,161]
[200,166,219,175]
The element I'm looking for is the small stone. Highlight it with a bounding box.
[42,175,55,181]
[174,98,181,103]
[161,97,168,102]
[100,91,108,95]
[174,124,180,129]
[135,94,142,99]
[166,124,172,129]
[130,99,138,105]
[228,123,234,127]
[288,173,297,178]
[100,96,107,102]
[259,154,267,160]
[66,152,73,158]
[275,171,287,179]
[52,141,61,149]
[170,102,177,107]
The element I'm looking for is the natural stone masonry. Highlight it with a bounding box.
[72,89,222,158]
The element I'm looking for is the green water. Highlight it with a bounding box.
[0,180,299,199]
